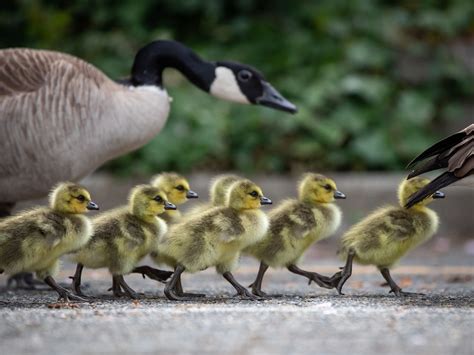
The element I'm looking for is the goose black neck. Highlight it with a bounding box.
[131,40,216,91]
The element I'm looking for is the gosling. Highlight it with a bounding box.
[245,173,346,297]
[158,179,272,301]
[334,177,445,296]
[185,174,242,216]
[151,172,198,223]
[71,185,175,299]
[0,182,98,302]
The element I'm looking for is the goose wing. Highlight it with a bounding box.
[406,124,474,178]
[0,49,110,180]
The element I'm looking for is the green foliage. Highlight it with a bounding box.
[1,0,472,174]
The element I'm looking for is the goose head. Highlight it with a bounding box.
[130,40,297,114]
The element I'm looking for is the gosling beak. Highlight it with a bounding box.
[333,190,346,199]
[256,81,297,114]
[86,201,99,210]
[164,201,177,210]
[260,196,272,205]
[186,190,199,199]
[432,190,445,199]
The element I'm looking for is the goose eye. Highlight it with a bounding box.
[238,70,252,82]
[76,195,85,202]
[324,184,332,191]
[176,185,185,191]
[154,195,163,203]
[249,191,259,197]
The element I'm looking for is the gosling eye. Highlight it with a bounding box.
[176,185,185,192]
[76,195,85,202]
[238,70,252,82]
[153,195,163,203]
[324,184,332,191]
[249,191,259,198]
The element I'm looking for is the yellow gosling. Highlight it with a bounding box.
[151,172,198,224]
[245,173,345,296]
[157,179,271,301]
[71,185,174,299]
[335,177,445,296]
[0,182,98,302]
[185,174,242,216]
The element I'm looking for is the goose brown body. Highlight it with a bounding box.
[0,49,169,202]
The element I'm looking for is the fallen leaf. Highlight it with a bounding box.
[47,302,80,309]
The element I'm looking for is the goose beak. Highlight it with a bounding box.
[86,201,99,210]
[186,190,199,199]
[164,201,177,210]
[260,196,272,205]
[432,191,445,199]
[334,190,346,199]
[256,82,297,114]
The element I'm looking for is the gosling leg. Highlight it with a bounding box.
[132,265,173,283]
[335,249,355,295]
[249,262,270,297]
[164,265,191,301]
[69,263,91,298]
[223,271,259,300]
[7,272,44,290]
[287,264,333,289]
[109,277,125,297]
[380,268,424,297]
[44,276,87,302]
[112,275,138,299]
[175,274,206,298]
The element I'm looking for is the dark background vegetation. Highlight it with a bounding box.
[1,0,473,175]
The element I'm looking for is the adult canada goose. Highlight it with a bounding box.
[405,124,473,208]
[0,40,297,213]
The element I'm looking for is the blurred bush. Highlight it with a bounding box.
[1,0,473,175]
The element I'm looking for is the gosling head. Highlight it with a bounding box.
[400,177,445,209]
[298,173,346,204]
[49,182,99,214]
[151,172,198,206]
[226,180,272,210]
[210,174,242,206]
[129,185,176,221]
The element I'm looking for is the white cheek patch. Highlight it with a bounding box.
[210,67,250,104]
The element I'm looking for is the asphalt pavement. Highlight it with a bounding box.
[1,249,473,355]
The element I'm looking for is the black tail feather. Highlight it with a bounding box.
[405,172,458,208]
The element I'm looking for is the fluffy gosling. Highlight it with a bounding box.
[71,185,175,299]
[0,182,98,302]
[245,173,345,297]
[185,174,242,216]
[157,179,272,301]
[151,172,198,223]
[334,177,445,296]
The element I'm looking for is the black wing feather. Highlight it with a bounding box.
[405,172,460,208]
